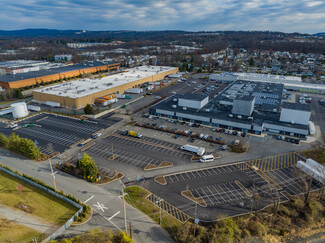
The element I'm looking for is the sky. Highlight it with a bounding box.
[1,0,325,34]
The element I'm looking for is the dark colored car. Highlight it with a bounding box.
[174,135,179,139]
[285,137,291,142]
[190,138,195,142]
[233,131,237,136]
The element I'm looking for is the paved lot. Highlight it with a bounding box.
[1,113,116,155]
[133,152,322,222]
[83,133,193,172]
[266,167,321,196]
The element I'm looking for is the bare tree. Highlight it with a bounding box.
[47,143,54,156]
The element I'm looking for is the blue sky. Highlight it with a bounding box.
[1,0,325,33]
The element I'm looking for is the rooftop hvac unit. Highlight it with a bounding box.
[248,117,253,120]
[229,114,234,118]
[172,105,177,108]
[183,107,187,110]
[205,109,210,112]
[173,98,177,102]
[273,109,277,112]
[291,121,295,125]
[237,115,242,119]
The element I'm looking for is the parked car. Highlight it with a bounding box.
[174,135,180,139]
[220,145,228,150]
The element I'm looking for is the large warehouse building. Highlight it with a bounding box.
[0,61,120,89]
[33,66,178,109]
[150,80,311,139]
[210,72,325,93]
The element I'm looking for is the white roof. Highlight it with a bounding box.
[34,66,176,99]
[233,72,302,83]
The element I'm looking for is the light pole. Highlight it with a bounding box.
[49,158,57,192]
[155,198,164,225]
[119,179,128,233]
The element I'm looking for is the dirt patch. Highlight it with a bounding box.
[144,161,173,171]
[181,190,207,207]
[154,176,167,185]
[14,202,35,214]
[96,172,124,184]
[191,155,202,161]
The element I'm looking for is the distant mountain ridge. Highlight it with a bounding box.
[0,29,188,39]
[0,29,81,37]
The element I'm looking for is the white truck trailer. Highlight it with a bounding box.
[125,88,143,94]
[308,121,316,135]
[27,105,41,112]
[180,144,205,156]
[102,98,118,106]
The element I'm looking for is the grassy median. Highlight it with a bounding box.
[124,186,182,233]
[0,217,43,242]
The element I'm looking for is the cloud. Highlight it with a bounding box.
[0,0,324,33]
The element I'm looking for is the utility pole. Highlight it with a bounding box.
[129,222,132,239]
[155,198,163,225]
[120,180,128,234]
[49,159,57,192]
[194,203,198,235]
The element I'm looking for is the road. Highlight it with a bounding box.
[0,149,173,243]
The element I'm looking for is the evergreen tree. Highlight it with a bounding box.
[84,104,93,114]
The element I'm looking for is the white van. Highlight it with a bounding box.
[200,154,214,163]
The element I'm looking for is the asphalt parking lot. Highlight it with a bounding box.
[133,152,322,222]
[1,113,113,155]
[82,132,193,172]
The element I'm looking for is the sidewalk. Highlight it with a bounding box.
[0,204,53,233]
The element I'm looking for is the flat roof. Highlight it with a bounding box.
[0,60,48,69]
[233,72,302,83]
[180,94,207,101]
[213,80,283,112]
[282,102,311,111]
[34,66,176,99]
[0,61,118,82]
[151,95,308,131]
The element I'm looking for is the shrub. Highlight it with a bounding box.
[279,205,291,216]
[84,104,93,114]
[247,221,266,237]
[0,133,8,147]
[279,228,286,236]
[77,153,98,181]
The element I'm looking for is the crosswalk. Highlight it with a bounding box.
[146,193,190,223]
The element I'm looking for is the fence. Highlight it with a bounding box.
[0,166,83,242]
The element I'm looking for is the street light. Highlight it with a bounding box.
[49,158,57,192]
[119,179,128,234]
[155,198,164,225]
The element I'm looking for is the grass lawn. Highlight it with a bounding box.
[0,217,43,242]
[124,186,182,232]
[0,100,17,106]
[0,171,78,225]
[300,147,325,165]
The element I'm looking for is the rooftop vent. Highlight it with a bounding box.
[182,107,187,110]
[229,114,233,118]
[173,98,177,102]
[172,105,177,108]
